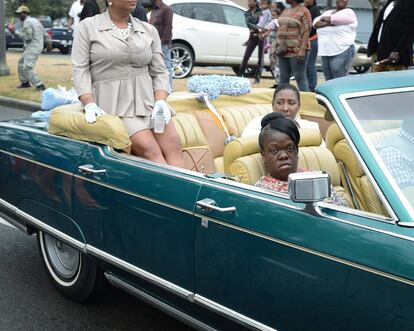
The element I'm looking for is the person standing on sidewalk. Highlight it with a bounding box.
[368,0,414,72]
[253,0,272,83]
[150,0,173,92]
[238,0,262,80]
[12,6,46,91]
[313,0,357,81]
[304,0,320,92]
[68,0,84,36]
[276,0,311,91]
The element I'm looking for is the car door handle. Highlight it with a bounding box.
[229,33,240,36]
[78,164,107,174]
[196,198,236,214]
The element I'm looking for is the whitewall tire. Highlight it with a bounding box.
[37,231,105,302]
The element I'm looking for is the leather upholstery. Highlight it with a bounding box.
[173,112,208,148]
[171,90,327,175]
[326,124,387,215]
[219,104,273,137]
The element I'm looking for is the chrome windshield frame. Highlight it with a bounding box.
[319,86,414,221]
[318,93,400,220]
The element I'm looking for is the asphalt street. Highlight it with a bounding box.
[0,104,32,120]
[0,106,193,331]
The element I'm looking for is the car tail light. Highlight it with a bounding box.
[48,30,52,38]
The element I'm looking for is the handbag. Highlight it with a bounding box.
[183,146,215,174]
[275,41,288,55]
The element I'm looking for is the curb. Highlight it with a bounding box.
[0,96,40,112]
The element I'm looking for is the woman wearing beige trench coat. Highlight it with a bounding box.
[72,0,184,167]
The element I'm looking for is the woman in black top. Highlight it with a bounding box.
[238,0,263,83]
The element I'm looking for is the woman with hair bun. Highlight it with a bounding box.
[256,112,301,191]
[255,113,347,206]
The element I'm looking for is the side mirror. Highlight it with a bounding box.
[288,171,331,203]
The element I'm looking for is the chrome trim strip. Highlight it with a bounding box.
[201,180,301,210]
[0,198,86,252]
[105,273,217,331]
[194,295,277,331]
[86,244,194,299]
[314,202,414,242]
[195,214,414,287]
[0,148,73,176]
[73,174,194,216]
[338,89,414,220]
[317,200,393,222]
[104,146,206,182]
[316,94,398,220]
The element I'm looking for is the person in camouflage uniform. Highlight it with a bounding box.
[13,6,46,90]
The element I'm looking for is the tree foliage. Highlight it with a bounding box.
[5,0,74,20]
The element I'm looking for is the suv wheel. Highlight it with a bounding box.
[60,46,70,55]
[353,65,370,74]
[171,43,194,79]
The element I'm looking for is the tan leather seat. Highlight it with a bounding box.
[325,124,388,215]
[218,104,273,137]
[169,89,329,174]
[299,92,332,139]
[224,128,352,205]
[173,112,208,148]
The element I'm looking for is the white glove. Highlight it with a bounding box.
[151,100,171,124]
[84,103,105,124]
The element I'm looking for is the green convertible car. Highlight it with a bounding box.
[0,71,413,330]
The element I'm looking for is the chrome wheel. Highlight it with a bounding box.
[353,65,370,74]
[171,43,194,79]
[38,230,105,301]
[39,231,81,286]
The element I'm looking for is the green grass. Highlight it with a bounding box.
[0,52,73,102]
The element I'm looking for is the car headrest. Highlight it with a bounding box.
[298,128,322,147]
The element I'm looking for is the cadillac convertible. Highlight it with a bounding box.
[1,71,414,331]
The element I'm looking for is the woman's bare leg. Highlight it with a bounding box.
[154,121,185,168]
[130,129,167,164]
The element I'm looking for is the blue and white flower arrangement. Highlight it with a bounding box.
[187,75,251,101]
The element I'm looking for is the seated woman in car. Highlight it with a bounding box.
[255,112,347,206]
[242,84,319,138]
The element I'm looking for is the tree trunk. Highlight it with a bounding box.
[0,0,11,76]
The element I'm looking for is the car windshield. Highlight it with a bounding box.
[346,90,414,210]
